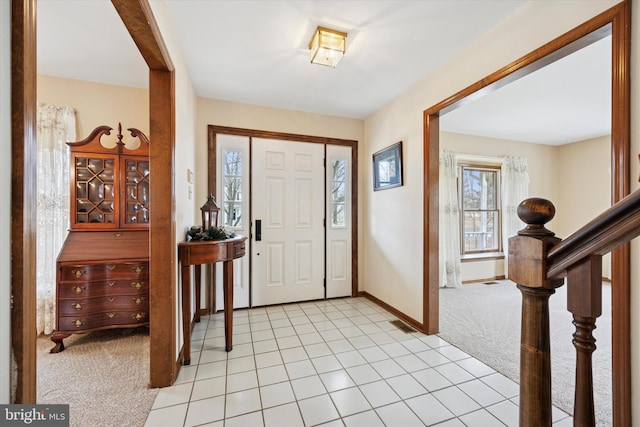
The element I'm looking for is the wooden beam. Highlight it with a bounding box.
[11,0,37,403]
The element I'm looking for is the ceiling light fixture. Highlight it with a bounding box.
[309,26,347,68]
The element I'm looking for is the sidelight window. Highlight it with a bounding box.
[222,149,243,228]
[330,158,347,227]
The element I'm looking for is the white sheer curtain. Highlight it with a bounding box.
[439,150,461,287]
[37,104,76,334]
[501,156,529,279]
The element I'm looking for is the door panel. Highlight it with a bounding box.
[326,145,352,298]
[252,138,324,306]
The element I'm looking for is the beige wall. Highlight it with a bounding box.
[37,75,149,138]
[555,135,611,237]
[196,98,365,287]
[556,136,612,278]
[363,1,620,326]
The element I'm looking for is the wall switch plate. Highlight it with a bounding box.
[187,169,194,184]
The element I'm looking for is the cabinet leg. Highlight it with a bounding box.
[50,332,70,353]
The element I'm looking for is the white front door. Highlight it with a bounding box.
[215,134,250,309]
[251,138,325,306]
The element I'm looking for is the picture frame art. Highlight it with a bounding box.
[373,141,403,191]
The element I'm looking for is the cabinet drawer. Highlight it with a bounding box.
[58,279,148,298]
[233,240,246,258]
[59,262,148,281]
[57,310,149,331]
[57,294,148,316]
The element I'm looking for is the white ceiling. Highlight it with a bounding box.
[37,0,611,146]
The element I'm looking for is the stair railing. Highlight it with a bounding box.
[508,189,640,426]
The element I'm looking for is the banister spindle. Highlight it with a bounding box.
[567,255,601,427]
[508,198,564,427]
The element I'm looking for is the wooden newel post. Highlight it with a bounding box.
[508,198,564,427]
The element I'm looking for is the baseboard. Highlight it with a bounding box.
[461,275,506,285]
[357,291,426,334]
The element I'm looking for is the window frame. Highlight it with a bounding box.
[457,162,503,258]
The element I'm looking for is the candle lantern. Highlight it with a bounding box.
[200,194,220,229]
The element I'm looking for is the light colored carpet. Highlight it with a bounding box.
[438,279,612,426]
[37,327,158,427]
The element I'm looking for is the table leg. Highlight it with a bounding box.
[194,264,201,323]
[181,264,191,365]
[223,259,234,351]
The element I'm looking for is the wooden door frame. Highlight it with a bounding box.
[422,1,631,424]
[11,0,178,400]
[207,125,359,303]
[11,0,38,403]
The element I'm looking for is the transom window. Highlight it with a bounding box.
[458,164,501,255]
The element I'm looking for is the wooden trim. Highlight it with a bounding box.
[11,0,37,404]
[423,1,631,423]
[358,291,424,332]
[208,125,359,299]
[610,2,632,425]
[111,0,174,72]
[112,0,176,388]
[208,125,358,146]
[148,69,176,388]
[423,113,439,334]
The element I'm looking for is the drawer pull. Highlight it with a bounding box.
[106,313,115,318]
[107,297,116,302]
[73,320,83,328]
[72,286,84,294]
[72,303,84,311]
[132,312,147,321]
[106,265,116,270]
[131,281,144,290]
[131,266,144,274]
[108,281,116,287]
[71,269,83,278]
[132,297,146,305]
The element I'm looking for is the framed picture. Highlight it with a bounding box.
[373,141,403,191]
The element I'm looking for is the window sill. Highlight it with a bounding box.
[461,252,504,262]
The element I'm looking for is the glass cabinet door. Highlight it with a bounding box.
[72,154,116,227]
[122,157,150,226]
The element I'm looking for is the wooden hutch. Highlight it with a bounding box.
[51,124,150,352]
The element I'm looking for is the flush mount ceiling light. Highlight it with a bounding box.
[309,26,347,68]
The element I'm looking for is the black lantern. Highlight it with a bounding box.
[200,194,220,229]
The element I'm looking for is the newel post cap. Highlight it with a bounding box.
[517,198,556,237]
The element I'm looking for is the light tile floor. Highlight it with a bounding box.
[144,297,572,427]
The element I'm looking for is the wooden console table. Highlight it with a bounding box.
[178,235,247,365]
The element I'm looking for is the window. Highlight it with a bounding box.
[330,158,347,227]
[458,164,501,255]
[222,149,243,228]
